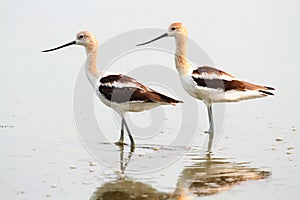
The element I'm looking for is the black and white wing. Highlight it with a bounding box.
[191,66,274,95]
[98,74,182,104]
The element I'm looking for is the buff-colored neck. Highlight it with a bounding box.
[84,43,101,86]
[174,35,191,75]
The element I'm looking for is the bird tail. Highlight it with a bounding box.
[259,86,275,96]
[151,91,183,105]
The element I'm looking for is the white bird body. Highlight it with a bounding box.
[137,22,274,149]
[179,67,270,103]
[95,72,177,114]
[42,31,182,147]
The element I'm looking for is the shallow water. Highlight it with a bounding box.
[90,145,271,200]
[1,0,300,199]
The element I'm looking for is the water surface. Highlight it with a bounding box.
[1,0,300,199]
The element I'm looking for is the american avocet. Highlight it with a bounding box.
[42,31,182,147]
[137,22,274,137]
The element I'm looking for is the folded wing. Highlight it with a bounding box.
[99,74,182,104]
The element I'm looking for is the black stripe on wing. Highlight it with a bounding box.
[192,77,246,91]
[192,76,274,95]
[99,85,154,103]
[99,74,182,104]
[192,67,275,94]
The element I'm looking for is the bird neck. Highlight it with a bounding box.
[174,35,191,75]
[85,46,101,86]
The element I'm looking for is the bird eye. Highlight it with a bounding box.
[171,27,176,31]
[79,35,84,39]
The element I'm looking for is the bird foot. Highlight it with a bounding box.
[115,141,128,146]
[204,130,214,134]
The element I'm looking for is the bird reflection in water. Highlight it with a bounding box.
[90,146,170,200]
[90,148,270,200]
[174,153,271,198]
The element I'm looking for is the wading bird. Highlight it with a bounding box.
[137,22,274,146]
[42,31,182,148]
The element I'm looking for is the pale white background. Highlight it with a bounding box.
[1,0,299,199]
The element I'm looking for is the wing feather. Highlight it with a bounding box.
[99,74,182,104]
[192,66,274,94]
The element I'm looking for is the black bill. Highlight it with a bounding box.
[42,41,76,52]
[136,33,168,46]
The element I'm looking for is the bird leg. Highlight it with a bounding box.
[204,103,214,147]
[122,116,136,148]
[207,130,214,153]
[205,103,214,134]
[115,117,126,146]
[205,103,214,152]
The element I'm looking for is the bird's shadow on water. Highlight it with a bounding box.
[89,143,271,200]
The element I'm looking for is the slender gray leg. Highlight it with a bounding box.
[206,103,214,152]
[207,131,213,153]
[206,103,214,133]
[115,118,125,145]
[122,116,135,147]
